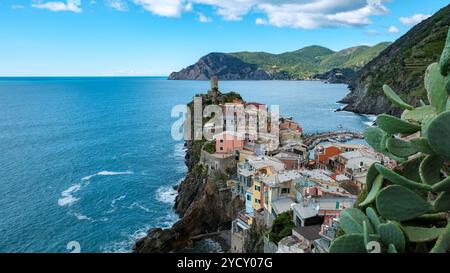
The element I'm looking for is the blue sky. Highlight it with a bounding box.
[0,0,448,76]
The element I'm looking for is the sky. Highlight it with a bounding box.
[0,0,448,76]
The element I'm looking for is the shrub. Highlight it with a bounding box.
[269,211,294,244]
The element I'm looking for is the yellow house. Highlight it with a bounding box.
[252,166,277,211]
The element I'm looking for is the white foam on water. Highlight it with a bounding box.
[60,171,133,208]
[72,212,93,221]
[127,202,152,213]
[58,184,82,207]
[363,115,377,127]
[107,195,126,214]
[173,142,186,158]
[157,213,179,228]
[101,225,152,253]
[82,170,134,181]
[155,185,178,204]
[176,164,188,174]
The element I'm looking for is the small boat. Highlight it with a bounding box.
[328,138,337,143]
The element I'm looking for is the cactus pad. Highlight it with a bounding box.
[340,208,374,234]
[427,111,450,160]
[375,163,432,191]
[433,191,450,212]
[403,226,444,243]
[386,137,418,157]
[376,185,433,221]
[329,234,367,253]
[383,84,413,110]
[419,155,444,185]
[376,114,420,135]
[379,222,405,252]
[359,175,383,207]
[410,137,435,155]
[425,63,449,113]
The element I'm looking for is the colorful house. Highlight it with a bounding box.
[215,131,244,154]
[280,117,303,134]
[315,145,342,169]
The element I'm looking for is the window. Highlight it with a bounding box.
[281,188,290,194]
[246,195,251,201]
[220,139,224,143]
[255,199,261,204]
[247,181,252,188]
[255,185,261,192]
[220,147,223,151]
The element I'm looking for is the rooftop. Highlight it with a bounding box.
[246,156,285,172]
[262,170,302,186]
[292,203,318,220]
[293,225,322,241]
[339,151,365,160]
[300,169,336,183]
[271,198,295,215]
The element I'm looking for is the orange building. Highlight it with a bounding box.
[315,145,342,168]
[280,118,303,134]
[215,131,244,154]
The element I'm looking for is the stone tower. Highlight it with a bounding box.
[210,76,219,90]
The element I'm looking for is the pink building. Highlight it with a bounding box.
[215,131,244,154]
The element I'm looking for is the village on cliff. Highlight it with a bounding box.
[189,77,395,253]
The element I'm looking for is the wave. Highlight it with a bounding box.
[59,171,133,208]
[173,142,186,159]
[107,195,126,214]
[68,211,109,222]
[82,170,134,181]
[101,225,151,253]
[71,212,93,221]
[127,202,152,213]
[176,164,188,174]
[155,185,178,204]
[362,115,377,127]
[58,184,82,207]
[157,213,179,229]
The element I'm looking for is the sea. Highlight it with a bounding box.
[0,77,374,253]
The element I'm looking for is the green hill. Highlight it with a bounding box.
[230,44,389,78]
[340,4,450,115]
[169,43,390,80]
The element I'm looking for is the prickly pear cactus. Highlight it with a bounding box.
[330,29,450,253]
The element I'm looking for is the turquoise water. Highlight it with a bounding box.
[0,77,373,253]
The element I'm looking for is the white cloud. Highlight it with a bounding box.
[190,0,255,21]
[399,13,431,27]
[198,13,212,23]
[255,18,267,25]
[388,26,399,33]
[31,0,82,13]
[11,5,25,9]
[132,0,185,17]
[94,0,392,29]
[105,0,127,11]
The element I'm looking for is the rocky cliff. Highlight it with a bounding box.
[313,68,356,84]
[169,44,389,81]
[168,53,271,80]
[133,90,243,253]
[340,4,450,116]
